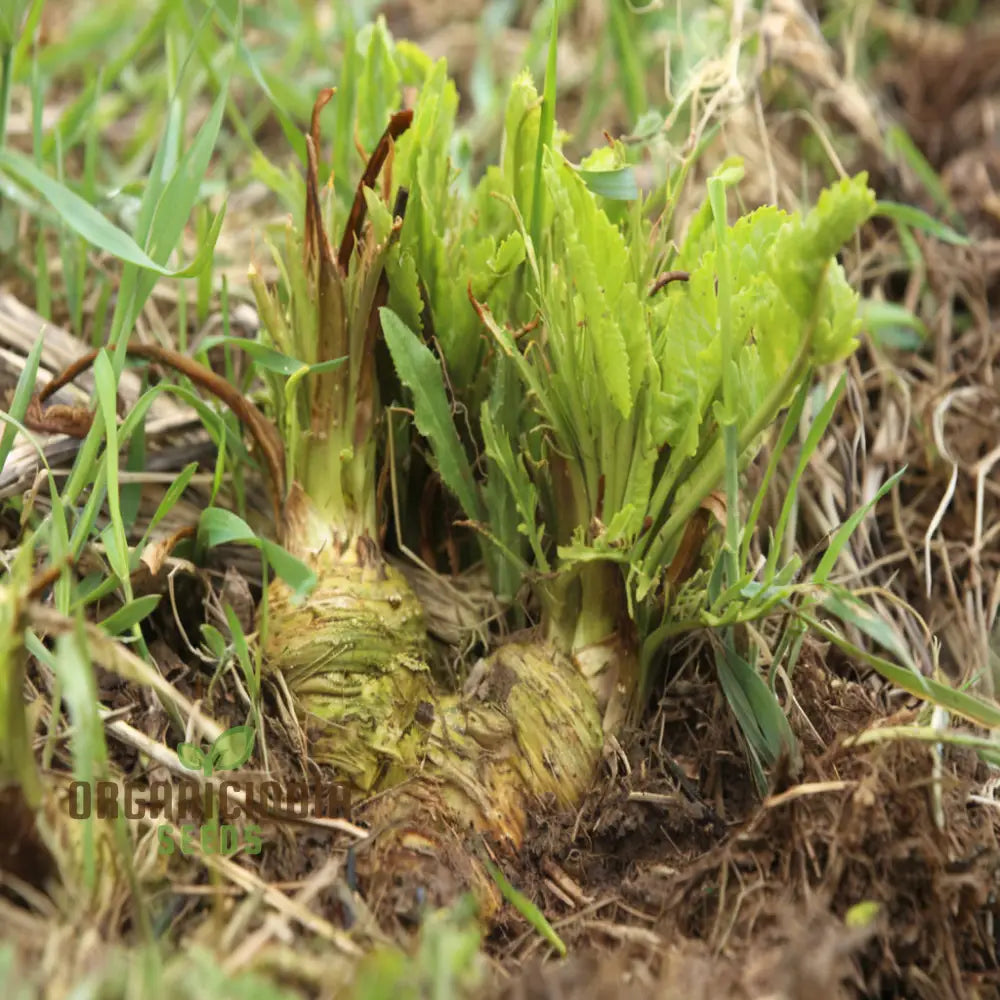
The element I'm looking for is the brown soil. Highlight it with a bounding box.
[68,625,1000,997]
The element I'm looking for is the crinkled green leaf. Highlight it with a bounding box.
[396,63,486,380]
[385,249,425,335]
[477,358,535,598]
[649,263,719,460]
[768,173,876,317]
[502,71,542,227]
[810,261,863,365]
[488,231,525,276]
[656,182,871,471]
[394,39,436,87]
[610,418,657,543]
[481,402,547,572]
[543,149,647,418]
[679,157,744,263]
[356,18,402,153]
[380,307,484,521]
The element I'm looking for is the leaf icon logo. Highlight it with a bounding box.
[177,725,255,776]
[209,725,255,772]
[177,742,207,773]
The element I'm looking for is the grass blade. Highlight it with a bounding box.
[0,333,43,473]
[714,636,799,797]
[821,586,916,673]
[813,467,905,584]
[529,0,559,253]
[99,595,161,636]
[801,613,1000,729]
[0,149,206,275]
[875,199,969,246]
[763,375,844,581]
[482,856,566,957]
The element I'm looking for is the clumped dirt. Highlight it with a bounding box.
[473,655,999,999]
[25,537,997,999]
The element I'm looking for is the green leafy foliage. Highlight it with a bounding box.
[9,8,989,922]
[391,61,537,391]
[197,508,316,599]
[356,20,402,154]
[430,84,875,613]
[502,70,544,229]
[383,65,895,774]
[541,148,648,420]
[380,307,484,523]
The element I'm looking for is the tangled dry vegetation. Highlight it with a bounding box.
[2,1,1000,999]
